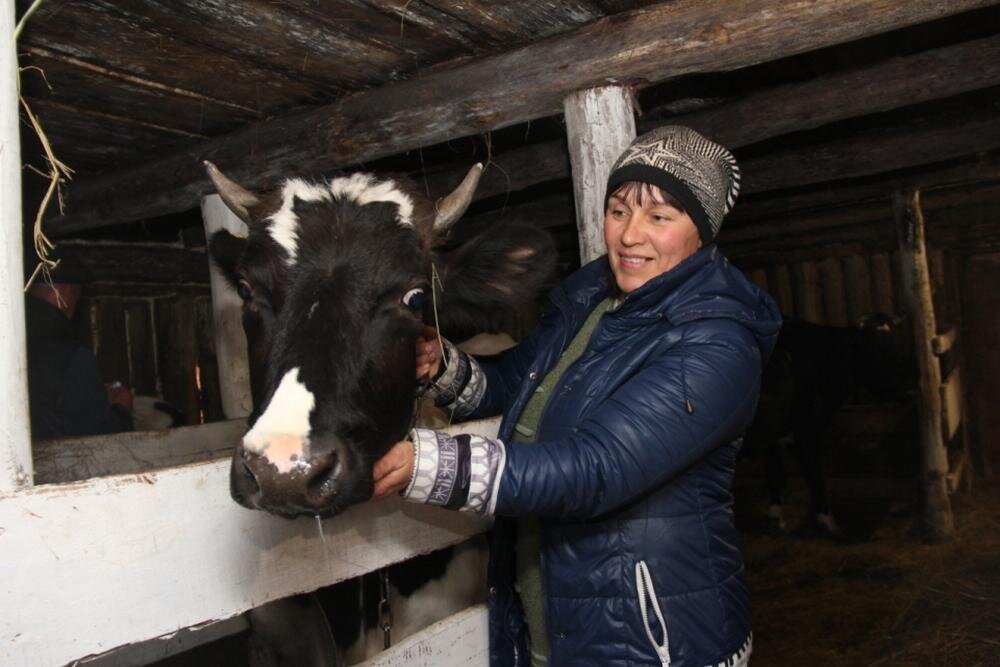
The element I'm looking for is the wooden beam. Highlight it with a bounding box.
[563,85,636,263]
[666,31,1000,148]
[892,188,954,542]
[729,152,1000,226]
[44,241,210,284]
[743,100,1000,194]
[723,180,1000,246]
[201,195,253,419]
[32,418,245,484]
[48,0,997,233]
[1,2,31,491]
[467,32,1000,214]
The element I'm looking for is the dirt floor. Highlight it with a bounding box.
[737,477,1000,666]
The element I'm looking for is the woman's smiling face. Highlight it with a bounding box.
[603,182,701,294]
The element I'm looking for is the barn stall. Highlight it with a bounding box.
[4,1,1000,665]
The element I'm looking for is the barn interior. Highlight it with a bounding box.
[10,1,1000,665]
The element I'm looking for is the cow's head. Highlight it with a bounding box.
[206,162,554,517]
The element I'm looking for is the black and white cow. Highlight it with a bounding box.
[205,161,555,662]
[744,314,912,535]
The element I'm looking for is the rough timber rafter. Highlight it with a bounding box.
[49,0,997,234]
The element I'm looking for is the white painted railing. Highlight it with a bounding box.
[360,604,490,667]
[1,417,497,666]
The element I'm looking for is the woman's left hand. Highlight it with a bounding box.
[372,440,415,500]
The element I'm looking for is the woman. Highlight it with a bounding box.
[374,126,780,666]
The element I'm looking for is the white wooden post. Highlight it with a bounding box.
[0,3,32,490]
[892,188,954,542]
[563,86,637,264]
[200,194,253,418]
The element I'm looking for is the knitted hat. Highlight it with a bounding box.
[605,126,740,244]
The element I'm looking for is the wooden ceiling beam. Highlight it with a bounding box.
[43,242,210,285]
[424,31,1000,206]
[49,0,995,234]
[729,153,1000,225]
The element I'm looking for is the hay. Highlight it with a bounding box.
[742,480,1000,666]
[15,0,74,292]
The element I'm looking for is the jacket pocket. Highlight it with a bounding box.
[635,560,671,667]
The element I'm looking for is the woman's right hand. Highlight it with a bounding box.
[416,326,443,381]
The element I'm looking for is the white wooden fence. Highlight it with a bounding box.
[2,417,496,666]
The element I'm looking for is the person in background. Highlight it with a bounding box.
[374,126,781,666]
[26,280,133,439]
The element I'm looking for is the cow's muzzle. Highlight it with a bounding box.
[230,438,366,517]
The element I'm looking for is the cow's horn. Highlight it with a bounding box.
[204,160,260,224]
[433,163,484,232]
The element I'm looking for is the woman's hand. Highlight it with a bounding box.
[416,325,443,381]
[372,440,415,500]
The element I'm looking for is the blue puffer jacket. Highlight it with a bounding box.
[470,246,781,666]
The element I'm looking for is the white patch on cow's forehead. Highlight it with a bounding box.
[329,173,415,227]
[242,367,315,474]
[269,179,332,265]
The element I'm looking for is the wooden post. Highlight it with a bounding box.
[0,4,32,491]
[563,85,636,264]
[892,188,954,542]
[200,195,252,419]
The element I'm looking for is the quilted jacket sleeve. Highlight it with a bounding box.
[495,320,762,519]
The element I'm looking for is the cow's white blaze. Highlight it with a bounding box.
[269,180,332,264]
[268,175,415,266]
[243,367,316,474]
[329,173,414,227]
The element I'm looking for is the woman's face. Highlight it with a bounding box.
[603,183,701,294]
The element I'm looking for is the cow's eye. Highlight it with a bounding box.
[401,287,427,311]
[236,279,253,301]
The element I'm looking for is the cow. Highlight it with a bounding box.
[743,314,912,536]
[204,160,556,663]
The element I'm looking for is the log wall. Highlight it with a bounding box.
[62,285,224,429]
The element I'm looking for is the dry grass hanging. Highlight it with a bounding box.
[15,0,73,291]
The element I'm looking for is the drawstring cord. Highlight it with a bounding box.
[635,561,671,667]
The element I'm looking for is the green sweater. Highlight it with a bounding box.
[511,297,614,666]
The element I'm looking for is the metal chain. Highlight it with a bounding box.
[378,569,393,649]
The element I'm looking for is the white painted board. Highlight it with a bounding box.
[359,604,489,667]
[1,417,499,666]
[33,418,245,484]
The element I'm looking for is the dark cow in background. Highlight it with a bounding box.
[204,161,555,663]
[744,314,913,536]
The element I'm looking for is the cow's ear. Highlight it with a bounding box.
[208,230,247,290]
[434,223,557,339]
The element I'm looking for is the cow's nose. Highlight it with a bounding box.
[233,438,348,514]
[302,449,342,505]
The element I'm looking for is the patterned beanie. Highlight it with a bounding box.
[605,126,740,244]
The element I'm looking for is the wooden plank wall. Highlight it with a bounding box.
[70,286,224,427]
[736,248,953,329]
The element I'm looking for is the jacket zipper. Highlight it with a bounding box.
[635,560,671,667]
